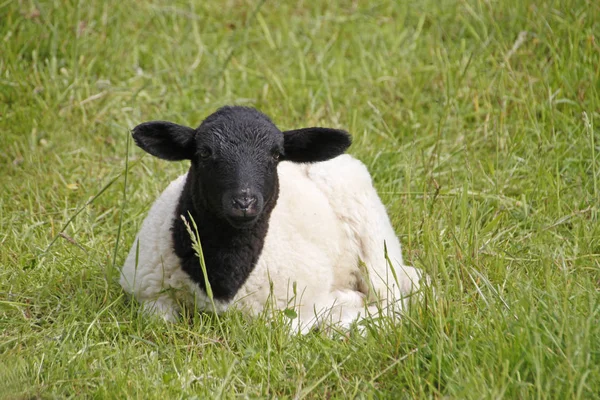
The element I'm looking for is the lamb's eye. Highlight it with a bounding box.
[272,151,280,161]
[199,147,212,159]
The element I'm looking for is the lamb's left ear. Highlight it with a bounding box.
[281,127,351,163]
[132,121,196,161]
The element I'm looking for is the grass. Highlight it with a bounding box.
[1,0,599,397]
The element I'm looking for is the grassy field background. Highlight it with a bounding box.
[1,0,599,398]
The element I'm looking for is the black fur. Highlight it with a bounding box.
[172,168,278,300]
[132,106,351,301]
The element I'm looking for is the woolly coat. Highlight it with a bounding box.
[120,154,424,332]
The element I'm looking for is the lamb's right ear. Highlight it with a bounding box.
[281,127,351,163]
[132,121,196,161]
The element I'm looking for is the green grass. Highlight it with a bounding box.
[1,0,599,398]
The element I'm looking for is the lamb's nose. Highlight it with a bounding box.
[232,196,257,211]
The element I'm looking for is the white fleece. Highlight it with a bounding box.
[120,154,426,332]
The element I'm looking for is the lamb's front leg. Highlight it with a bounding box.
[120,236,184,323]
[139,294,180,322]
[120,265,182,322]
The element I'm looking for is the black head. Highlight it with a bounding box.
[132,106,351,229]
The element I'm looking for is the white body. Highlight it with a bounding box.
[120,154,426,332]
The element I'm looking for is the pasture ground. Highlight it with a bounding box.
[1,0,599,398]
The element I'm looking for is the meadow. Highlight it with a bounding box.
[1,0,599,398]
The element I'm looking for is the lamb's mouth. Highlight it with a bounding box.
[226,214,259,229]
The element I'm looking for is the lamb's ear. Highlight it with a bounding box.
[281,128,351,163]
[132,121,196,161]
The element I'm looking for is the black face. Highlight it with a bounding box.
[131,105,352,230]
[192,111,284,228]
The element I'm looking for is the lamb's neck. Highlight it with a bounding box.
[171,173,277,301]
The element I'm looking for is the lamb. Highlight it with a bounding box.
[120,106,427,333]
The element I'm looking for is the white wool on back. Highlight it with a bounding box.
[120,154,425,332]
